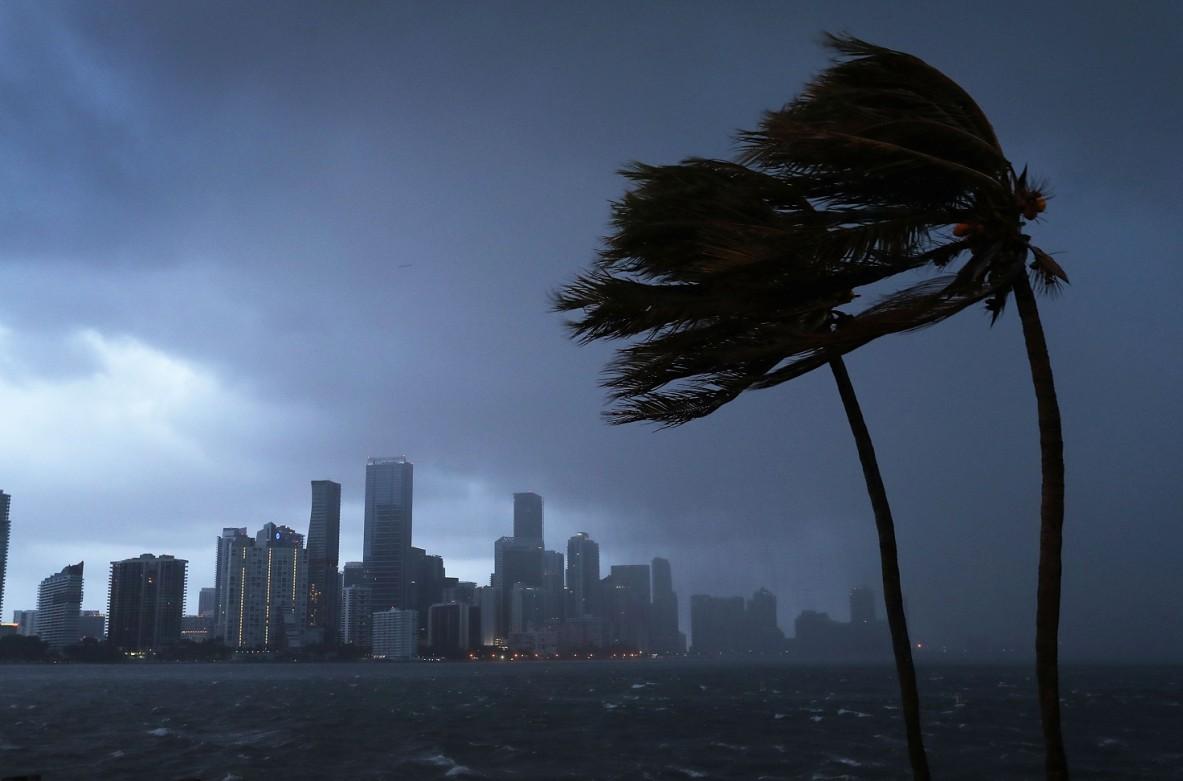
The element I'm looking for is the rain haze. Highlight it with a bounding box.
[1,1,1180,662]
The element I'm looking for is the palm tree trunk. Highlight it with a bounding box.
[829,355,931,781]
[1011,272,1069,780]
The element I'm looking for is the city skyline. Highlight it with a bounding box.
[0,4,1179,663]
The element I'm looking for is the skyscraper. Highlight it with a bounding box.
[0,491,10,618]
[493,535,544,638]
[212,527,249,639]
[198,587,217,618]
[566,532,600,618]
[107,554,188,651]
[340,584,373,648]
[850,586,876,625]
[36,562,84,650]
[371,608,417,660]
[542,550,565,624]
[604,565,652,651]
[363,457,413,612]
[306,479,342,644]
[214,524,308,650]
[650,557,684,654]
[513,492,543,541]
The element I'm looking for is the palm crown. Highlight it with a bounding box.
[555,34,1064,426]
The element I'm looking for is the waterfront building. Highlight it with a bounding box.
[213,524,308,650]
[372,608,416,660]
[212,527,249,640]
[107,554,187,651]
[36,562,84,650]
[650,557,685,654]
[306,480,342,645]
[197,587,216,618]
[513,492,543,542]
[542,550,565,624]
[0,491,9,618]
[603,565,652,651]
[566,532,600,618]
[509,583,545,633]
[475,585,497,646]
[181,615,212,642]
[78,610,107,641]
[363,457,413,612]
[493,535,543,638]
[341,584,373,648]
[427,602,480,657]
[408,547,447,636]
[12,609,37,637]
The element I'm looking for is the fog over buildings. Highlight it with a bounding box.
[0,2,1180,661]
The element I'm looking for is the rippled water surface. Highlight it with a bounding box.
[1,661,1180,780]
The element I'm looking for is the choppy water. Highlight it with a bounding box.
[1,661,1180,780]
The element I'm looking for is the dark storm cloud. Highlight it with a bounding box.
[0,1,1180,659]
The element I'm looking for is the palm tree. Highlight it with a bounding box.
[556,35,1069,779]
[556,160,935,778]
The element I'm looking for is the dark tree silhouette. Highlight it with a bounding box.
[556,35,1068,780]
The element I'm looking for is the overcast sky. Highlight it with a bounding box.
[1,1,1180,660]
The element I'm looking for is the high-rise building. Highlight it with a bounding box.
[513,492,543,542]
[603,565,652,651]
[198,587,217,618]
[78,610,107,641]
[341,584,373,648]
[566,532,600,618]
[428,602,480,657]
[181,615,211,642]
[690,594,746,655]
[372,608,417,660]
[363,457,413,613]
[408,547,447,636]
[509,583,545,633]
[493,536,544,639]
[341,561,367,588]
[542,550,565,624]
[306,480,341,645]
[12,609,37,637]
[475,585,497,646]
[0,491,10,619]
[850,586,876,626]
[107,554,188,651]
[650,557,684,654]
[36,562,84,650]
[213,527,249,639]
[213,524,308,650]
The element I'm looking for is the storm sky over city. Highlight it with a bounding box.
[0,1,1179,659]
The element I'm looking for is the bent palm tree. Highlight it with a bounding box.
[556,35,1069,779]
[556,161,935,778]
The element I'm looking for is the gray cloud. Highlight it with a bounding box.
[0,1,1180,660]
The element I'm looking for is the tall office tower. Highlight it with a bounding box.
[371,608,417,660]
[408,548,446,634]
[341,561,367,588]
[0,491,10,618]
[340,584,373,647]
[542,550,565,624]
[363,457,413,612]
[78,610,107,641]
[442,581,476,605]
[493,536,544,638]
[213,527,249,639]
[566,532,600,618]
[512,492,543,542]
[215,524,308,650]
[746,587,785,654]
[509,583,545,633]
[475,586,497,646]
[36,562,84,650]
[13,609,37,637]
[198,587,217,618]
[650,557,684,654]
[689,594,746,655]
[107,554,188,651]
[306,480,342,645]
[849,586,876,625]
[428,602,480,658]
[603,565,652,651]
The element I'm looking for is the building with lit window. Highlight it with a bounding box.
[213,524,308,650]
[107,554,187,651]
[36,562,84,650]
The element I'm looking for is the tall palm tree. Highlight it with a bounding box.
[556,35,1069,779]
[556,159,936,779]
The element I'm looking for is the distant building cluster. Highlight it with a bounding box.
[1,477,892,661]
